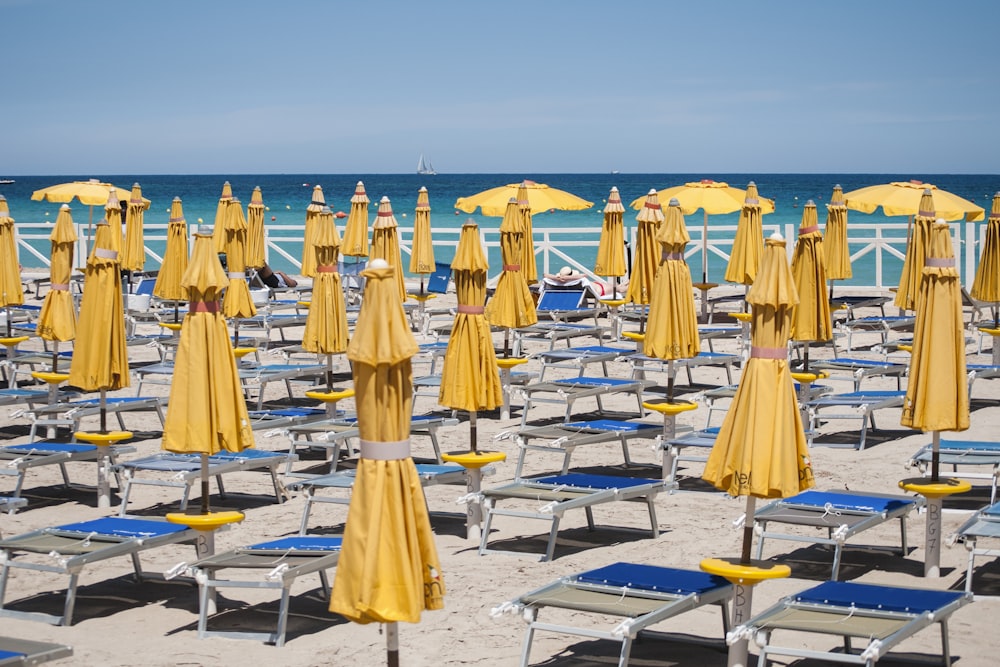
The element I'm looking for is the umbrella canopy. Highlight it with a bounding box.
[439,222,502,414]
[121,183,147,272]
[823,185,852,281]
[103,191,123,255]
[153,197,189,303]
[626,190,664,305]
[894,189,937,312]
[212,181,233,253]
[221,199,256,320]
[724,182,767,286]
[408,186,436,277]
[703,233,813,499]
[330,259,445,627]
[595,187,627,287]
[36,204,77,343]
[643,198,699,362]
[454,179,593,217]
[485,198,538,331]
[790,201,833,345]
[970,192,1000,305]
[0,196,24,314]
[246,186,266,270]
[844,180,985,222]
[68,221,129,393]
[342,181,371,259]
[302,207,349,355]
[901,220,969,434]
[370,196,406,302]
[517,182,540,286]
[162,233,254,456]
[301,185,326,278]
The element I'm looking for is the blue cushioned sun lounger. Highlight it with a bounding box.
[812,357,908,391]
[0,441,136,500]
[520,376,652,428]
[908,440,1000,504]
[804,390,906,450]
[492,562,733,667]
[953,500,1000,593]
[629,351,739,385]
[532,345,633,380]
[734,580,971,667]
[0,637,72,666]
[838,314,916,351]
[512,418,662,478]
[21,396,167,440]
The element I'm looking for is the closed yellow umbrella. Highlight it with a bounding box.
[301,185,325,278]
[302,206,349,388]
[153,197,189,321]
[823,185,852,290]
[330,259,444,665]
[724,182,768,286]
[894,189,937,311]
[844,179,985,222]
[455,179,593,217]
[342,181,370,260]
[162,233,254,514]
[517,182,540,285]
[246,186,266,270]
[121,182,148,273]
[221,199,257,346]
[103,190,123,255]
[36,204,78,366]
[644,198,699,400]
[409,186,436,282]
[212,181,233,253]
[595,187,626,298]
[790,200,832,370]
[371,196,406,302]
[0,196,24,337]
[626,189,664,308]
[485,198,538,356]
[970,192,1000,327]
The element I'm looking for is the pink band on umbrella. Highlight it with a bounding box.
[189,300,221,313]
[644,201,661,210]
[502,264,521,271]
[457,305,485,314]
[316,265,337,273]
[751,346,787,359]
[169,216,185,222]
[924,257,955,267]
[798,225,820,235]
[50,283,70,291]
[745,198,759,205]
[990,214,1000,221]
[228,272,244,279]
[377,210,393,217]
[660,251,684,261]
[130,198,143,204]
[359,439,411,460]
[95,248,118,260]
[918,209,935,217]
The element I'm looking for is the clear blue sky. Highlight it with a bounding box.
[5,0,999,175]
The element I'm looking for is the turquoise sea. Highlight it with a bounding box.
[3,173,998,286]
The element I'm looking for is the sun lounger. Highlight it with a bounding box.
[134,362,325,409]
[491,562,733,667]
[533,288,603,325]
[0,637,72,666]
[838,314,915,351]
[733,580,971,667]
[20,396,167,441]
[511,419,663,478]
[695,382,833,429]
[184,535,342,646]
[908,440,1000,504]
[515,321,608,354]
[0,441,136,500]
[752,489,924,579]
[0,388,50,409]
[829,294,890,319]
[478,473,673,561]
[238,312,309,348]
[114,449,294,515]
[966,363,1000,395]
[0,516,203,625]
[629,351,739,385]
[532,345,633,380]
[519,377,652,428]
[804,390,906,450]
[246,406,329,431]
[811,357,908,391]
[952,500,1000,593]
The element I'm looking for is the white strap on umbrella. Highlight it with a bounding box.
[358,439,411,460]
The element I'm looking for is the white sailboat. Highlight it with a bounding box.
[417,154,436,175]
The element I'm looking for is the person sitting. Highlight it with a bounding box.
[257,262,298,289]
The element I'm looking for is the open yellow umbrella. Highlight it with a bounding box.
[823,185,851,294]
[36,204,78,369]
[330,259,444,665]
[844,179,985,222]
[153,197,189,321]
[631,179,776,285]
[626,190,664,310]
[121,183,149,273]
[246,186,266,270]
[970,192,1000,327]
[342,181,370,261]
[221,199,257,345]
[31,179,150,248]
[724,182,768,287]
[301,185,326,278]
[212,181,233,253]
[644,198,699,400]
[371,196,406,302]
[894,189,938,312]
[162,232,254,515]
[454,179,593,217]
[409,187,436,290]
[595,187,627,298]
[302,206,349,389]
[485,198,538,356]
[0,196,24,337]
[790,201,832,370]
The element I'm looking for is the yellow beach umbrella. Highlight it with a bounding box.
[626,189,664,308]
[330,259,445,665]
[103,190,123,255]
[162,233,254,514]
[212,181,233,253]
[246,186,266,270]
[31,179,149,246]
[153,197,190,320]
[894,189,938,312]
[0,196,24,336]
[342,181,370,260]
[455,179,593,217]
[643,198,700,400]
[844,179,985,222]
[517,182,540,285]
[595,187,626,297]
[36,205,78,366]
[221,199,257,346]
[371,196,406,302]
[970,192,1000,326]
[121,183,149,273]
[823,185,851,289]
[409,186,436,284]
[790,200,832,369]
[301,185,325,278]
[302,207,349,388]
[485,198,538,355]
[724,182,768,286]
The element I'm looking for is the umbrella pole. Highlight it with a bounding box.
[503,329,510,359]
[201,453,211,515]
[4,306,10,338]
[326,353,333,392]
[386,622,400,667]
[702,211,709,284]
[667,360,675,403]
[802,344,810,373]
[99,388,108,434]
[233,318,240,348]
[740,496,757,565]
[51,341,59,374]
[469,410,478,454]
[931,430,940,482]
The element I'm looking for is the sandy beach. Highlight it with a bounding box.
[2,277,1000,667]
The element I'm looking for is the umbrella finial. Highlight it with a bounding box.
[60,203,70,211]
[669,198,681,207]
[769,231,784,241]
[647,189,657,195]
[805,200,815,207]
[370,258,389,270]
